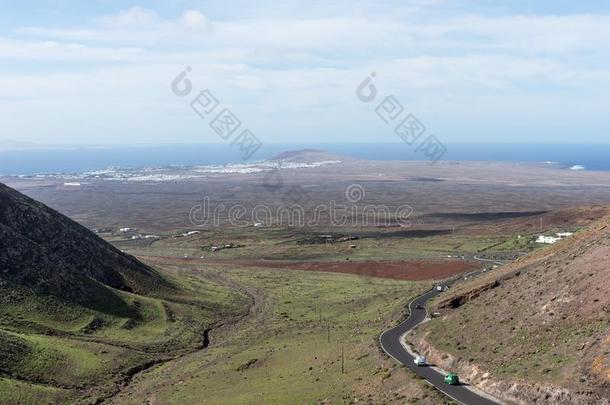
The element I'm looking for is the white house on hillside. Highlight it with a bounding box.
[536,232,574,244]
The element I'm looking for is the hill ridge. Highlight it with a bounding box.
[0,182,172,312]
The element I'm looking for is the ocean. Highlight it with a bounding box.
[1,143,609,176]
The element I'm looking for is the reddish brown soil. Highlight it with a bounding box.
[199,258,480,281]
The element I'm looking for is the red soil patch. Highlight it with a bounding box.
[202,258,481,281]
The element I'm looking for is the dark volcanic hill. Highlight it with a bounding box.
[0,182,171,311]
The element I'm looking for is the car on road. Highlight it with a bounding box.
[414,356,427,366]
[435,285,443,291]
[444,372,459,385]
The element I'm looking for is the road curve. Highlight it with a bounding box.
[379,287,500,405]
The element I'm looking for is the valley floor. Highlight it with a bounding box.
[109,258,446,404]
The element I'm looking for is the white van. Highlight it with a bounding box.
[414,356,427,366]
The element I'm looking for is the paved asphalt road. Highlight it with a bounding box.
[379,286,500,405]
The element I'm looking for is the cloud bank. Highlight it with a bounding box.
[1,1,609,145]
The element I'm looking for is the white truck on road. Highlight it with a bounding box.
[414,355,427,366]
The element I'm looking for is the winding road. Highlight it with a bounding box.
[380,265,502,405]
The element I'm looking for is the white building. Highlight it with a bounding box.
[536,232,573,244]
[182,231,200,237]
[536,235,561,244]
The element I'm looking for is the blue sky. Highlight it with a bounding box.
[1,0,609,146]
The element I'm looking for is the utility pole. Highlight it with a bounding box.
[341,346,345,374]
[327,324,330,343]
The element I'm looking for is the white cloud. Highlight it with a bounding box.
[2,2,610,144]
[180,10,211,30]
[100,6,157,27]
[0,37,145,61]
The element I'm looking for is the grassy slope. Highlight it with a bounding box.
[0,377,70,405]
[112,265,447,404]
[0,271,248,403]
